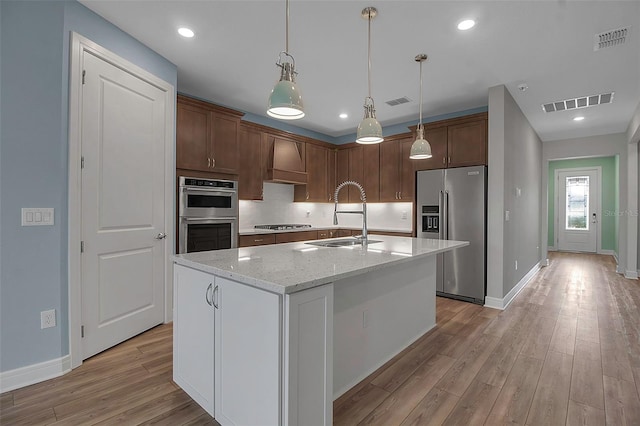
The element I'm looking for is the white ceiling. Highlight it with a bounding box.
[79,0,640,142]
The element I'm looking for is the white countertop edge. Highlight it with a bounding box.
[173,238,468,295]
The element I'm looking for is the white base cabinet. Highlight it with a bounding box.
[173,265,281,425]
[173,265,215,416]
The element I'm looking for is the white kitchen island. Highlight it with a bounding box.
[172,235,468,426]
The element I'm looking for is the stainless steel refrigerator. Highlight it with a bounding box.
[416,166,486,304]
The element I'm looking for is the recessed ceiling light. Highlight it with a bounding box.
[339,113,348,119]
[457,19,476,31]
[573,116,585,121]
[178,27,195,38]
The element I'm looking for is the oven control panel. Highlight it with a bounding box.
[182,177,236,189]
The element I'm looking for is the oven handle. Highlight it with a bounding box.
[181,187,236,195]
[182,217,237,224]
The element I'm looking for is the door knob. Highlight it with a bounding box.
[155,232,167,240]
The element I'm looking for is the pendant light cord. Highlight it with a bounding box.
[367,10,372,99]
[285,0,289,53]
[419,60,423,127]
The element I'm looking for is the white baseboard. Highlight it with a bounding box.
[0,355,71,393]
[548,246,557,252]
[599,249,616,256]
[484,262,541,310]
[625,270,639,279]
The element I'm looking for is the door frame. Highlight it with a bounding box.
[554,166,602,253]
[68,33,175,369]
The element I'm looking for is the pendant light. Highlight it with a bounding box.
[267,0,304,120]
[409,54,433,159]
[356,7,383,144]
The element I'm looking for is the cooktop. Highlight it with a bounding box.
[254,224,312,230]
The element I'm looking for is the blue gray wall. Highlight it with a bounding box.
[0,0,177,372]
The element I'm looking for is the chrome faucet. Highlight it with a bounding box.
[333,181,368,242]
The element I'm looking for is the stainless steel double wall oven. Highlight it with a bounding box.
[178,177,238,253]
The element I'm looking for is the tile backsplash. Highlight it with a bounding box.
[239,183,412,232]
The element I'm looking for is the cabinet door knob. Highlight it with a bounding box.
[211,157,215,168]
[399,191,402,200]
[207,157,211,168]
[442,157,446,165]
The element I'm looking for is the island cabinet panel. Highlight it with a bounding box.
[284,284,334,426]
[238,125,263,200]
[176,95,243,175]
[173,265,215,417]
[215,276,281,426]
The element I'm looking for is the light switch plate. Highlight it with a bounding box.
[22,208,54,226]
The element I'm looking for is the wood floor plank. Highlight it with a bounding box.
[600,329,635,382]
[519,314,556,360]
[484,355,544,425]
[400,388,459,426]
[359,354,455,425]
[548,314,577,355]
[525,351,573,425]
[474,322,531,388]
[137,400,211,426]
[434,334,500,397]
[566,400,605,426]
[441,379,500,426]
[603,374,640,425]
[570,339,604,409]
[92,389,193,425]
[576,307,600,343]
[333,383,390,426]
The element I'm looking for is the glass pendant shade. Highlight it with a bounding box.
[357,98,383,144]
[410,125,432,159]
[267,61,304,120]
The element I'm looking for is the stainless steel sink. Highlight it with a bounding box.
[305,238,382,247]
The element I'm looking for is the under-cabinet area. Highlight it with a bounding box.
[172,236,467,425]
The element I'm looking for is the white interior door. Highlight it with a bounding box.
[81,51,166,359]
[557,168,599,253]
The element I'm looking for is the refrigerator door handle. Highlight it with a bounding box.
[444,190,449,240]
[439,190,444,239]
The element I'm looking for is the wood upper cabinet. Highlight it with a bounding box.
[447,119,487,168]
[238,124,263,200]
[334,146,379,203]
[413,113,488,171]
[294,144,329,202]
[176,95,243,175]
[336,149,349,202]
[412,126,448,170]
[379,136,414,202]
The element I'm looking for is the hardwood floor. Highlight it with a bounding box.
[2,252,639,425]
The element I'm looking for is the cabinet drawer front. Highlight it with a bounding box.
[239,234,276,247]
[275,230,318,244]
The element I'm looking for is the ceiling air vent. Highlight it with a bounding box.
[541,92,614,113]
[594,27,629,51]
[385,96,411,106]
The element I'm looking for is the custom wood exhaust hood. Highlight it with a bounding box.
[264,135,308,184]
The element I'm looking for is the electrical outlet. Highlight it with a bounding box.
[363,310,369,328]
[505,210,510,221]
[515,260,518,271]
[41,309,56,329]
[401,211,408,220]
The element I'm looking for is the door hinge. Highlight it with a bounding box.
[80,241,84,253]
[82,70,86,85]
[81,156,84,169]
[81,325,84,338]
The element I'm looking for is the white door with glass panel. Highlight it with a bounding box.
[556,168,599,253]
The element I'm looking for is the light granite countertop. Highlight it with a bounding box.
[173,235,468,294]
